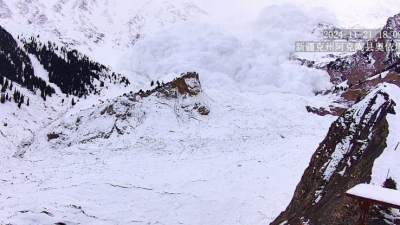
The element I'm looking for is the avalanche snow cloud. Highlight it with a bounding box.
[120,4,334,95]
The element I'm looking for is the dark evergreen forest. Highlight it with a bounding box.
[0,25,55,105]
[21,37,130,97]
[0,25,130,108]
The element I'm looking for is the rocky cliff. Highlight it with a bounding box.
[272,84,400,225]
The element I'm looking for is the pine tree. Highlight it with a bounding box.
[40,89,45,100]
[26,98,29,106]
[151,81,154,86]
[1,79,8,92]
[13,90,18,103]
[71,97,75,106]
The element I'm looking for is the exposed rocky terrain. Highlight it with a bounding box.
[273,12,400,225]
[302,12,400,116]
[272,84,400,225]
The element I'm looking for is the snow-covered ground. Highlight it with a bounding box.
[2,0,400,224]
[0,89,336,224]
[371,84,400,186]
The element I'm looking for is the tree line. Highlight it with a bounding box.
[21,36,130,98]
[0,25,55,102]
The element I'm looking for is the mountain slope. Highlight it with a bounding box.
[16,72,208,156]
[0,72,336,224]
[0,24,132,163]
[0,0,206,61]
[298,12,400,116]
[272,83,400,225]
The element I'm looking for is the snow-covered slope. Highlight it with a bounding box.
[0,73,336,224]
[294,0,400,29]
[0,0,207,65]
[0,24,133,163]
[3,1,400,225]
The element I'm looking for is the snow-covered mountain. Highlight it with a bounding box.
[0,0,207,65]
[3,1,400,225]
[1,71,337,224]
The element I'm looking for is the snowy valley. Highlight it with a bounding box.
[1,0,400,225]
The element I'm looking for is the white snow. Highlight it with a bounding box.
[28,54,64,95]
[0,88,336,224]
[367,70,391,81]
[323,135,352,181]
[336,80,349,89]
[347,184,400,207]
[371,84,400,187]
[2,0,400,224]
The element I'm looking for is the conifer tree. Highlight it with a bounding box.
[1,79,8,92]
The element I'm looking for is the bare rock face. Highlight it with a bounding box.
[305,106,345,117]
[271,85,397,225]
[172,72,201,96]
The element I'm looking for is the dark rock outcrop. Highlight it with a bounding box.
[47,133,60,141]
[305,106,345,117]
[272,86,398,225]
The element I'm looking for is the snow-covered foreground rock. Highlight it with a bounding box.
[0,85,335,224]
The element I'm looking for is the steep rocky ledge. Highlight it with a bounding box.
[272,84,399,225]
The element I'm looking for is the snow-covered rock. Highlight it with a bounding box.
[272,83,400,225]
[18,72,210,155]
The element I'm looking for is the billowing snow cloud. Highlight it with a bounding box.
[119,3,337,96]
